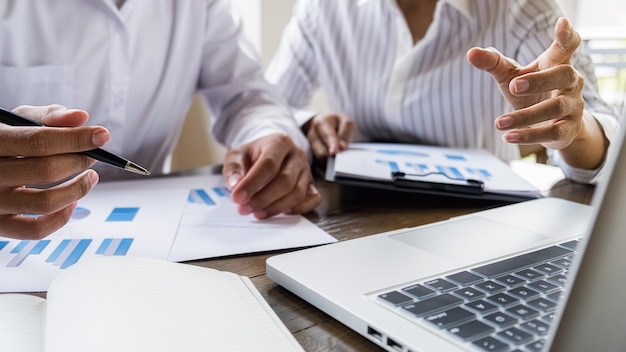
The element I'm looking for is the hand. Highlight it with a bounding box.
[0,105,109,240]
[467,17,607,169]
[222,133,321,219]
[303,113,354,160]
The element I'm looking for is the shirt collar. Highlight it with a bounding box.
[444,0,474,19]
[375,0,474,20]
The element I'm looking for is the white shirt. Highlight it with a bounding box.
[267,0,620,183]
[0,0,306,181]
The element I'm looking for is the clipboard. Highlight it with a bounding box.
[324,143,542,202]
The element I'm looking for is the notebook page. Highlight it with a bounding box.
[45,256,303,352]
[0,294,46,352]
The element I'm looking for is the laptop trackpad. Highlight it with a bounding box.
[391,217,549,263]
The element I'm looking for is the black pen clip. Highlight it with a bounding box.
[391,171,484,195]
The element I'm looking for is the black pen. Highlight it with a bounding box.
[0,107,150,176]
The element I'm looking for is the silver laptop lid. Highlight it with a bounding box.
[549,126,626,351]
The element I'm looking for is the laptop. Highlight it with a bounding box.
[267,129,626,351]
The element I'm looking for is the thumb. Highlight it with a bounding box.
[222,149,247,191]
[538,17,580,69]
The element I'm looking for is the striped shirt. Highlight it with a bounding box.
[267,0,619,183]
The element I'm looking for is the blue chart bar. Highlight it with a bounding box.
[445,154,466,161]
[96,238,134,256]
[0,241,8,252]
[8,240,51,267]
[46,239,92,269]
[437,166,465,180]
[466,168,492,180]
[106,207,139,222]
[188,189,216,205]
[405,162,430,174]
[376,149,428,157]
[376,160,400,173]
[213,187,231,197]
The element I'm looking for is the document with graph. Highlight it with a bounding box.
[0,183,189,292]
[0,174,335,292]
[326,143,541,202]
[104,174,337,262]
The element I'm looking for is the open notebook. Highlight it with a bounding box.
[0,256,303,352]
[269,129,626,351]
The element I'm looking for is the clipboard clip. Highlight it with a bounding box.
[391,171,485,195]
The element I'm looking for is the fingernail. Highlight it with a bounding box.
[514,79,529,93]
[227,173,241,189]
[496,116,514,129]
[504,132,520,143]
[255,210,268,219]
[92,130,109,146]
[308,184,319,195]
[88,171,100,187]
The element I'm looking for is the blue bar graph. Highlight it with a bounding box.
[7,240,51,267]
[0,241,8,252]
[437,166,465,180]
[188,189,216,205]
[445,154,466,161]
[213,187,231,197]
[46,239,92,269]
[106,207,139,222]
[466,168,493,180]
[405,162,430,174]
[376,160,400,172]
[96,238,133,256]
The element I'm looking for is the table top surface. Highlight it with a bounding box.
[184,165,595,352]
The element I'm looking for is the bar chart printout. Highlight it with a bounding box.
[0,184,188,292]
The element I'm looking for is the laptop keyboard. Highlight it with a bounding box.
[375,240,579,352]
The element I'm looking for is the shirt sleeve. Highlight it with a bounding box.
[196,0,308,152]
[512,2,621,184]
[265,0,322,127]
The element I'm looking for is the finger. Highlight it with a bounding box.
[0,169,99,215]
[509,64,581,96]
[0,125,110,157]
[13,105,90,127]
[315,117,342,155]
[495,95,582,131]
[230,135,294,204]
[222,149,249,193]
[0,202,78,240]
[466,47,521,86]
[239,149,308,215]
[502,119,578,147]
[335,116,354,152]
[289,183,321,215]
[248,167,307,219]
[0,154,97,187]
[539,17,580,68]
[309,134,331,160]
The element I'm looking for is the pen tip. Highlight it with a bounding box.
[125,162,151,176]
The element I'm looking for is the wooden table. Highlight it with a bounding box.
[184,166,595,352]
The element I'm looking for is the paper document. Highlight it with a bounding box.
[108,174,337,262]
[0,184,189,292]
[328,143,541,201]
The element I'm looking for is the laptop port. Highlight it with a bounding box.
[387,337,403,351]
[367,326,383,341]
